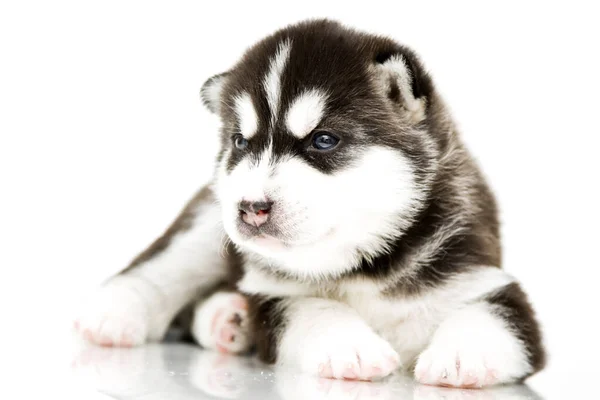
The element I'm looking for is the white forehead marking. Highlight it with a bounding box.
[285,89,328,138]
[263,39,292,126]
[233,92,258,138]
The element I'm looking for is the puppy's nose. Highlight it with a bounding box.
[239,200,273,227]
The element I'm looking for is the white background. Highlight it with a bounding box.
[1,1,599,398]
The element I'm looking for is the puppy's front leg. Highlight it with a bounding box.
[252,297,400,381]
[75,186,229,347]
[414,282,545,388]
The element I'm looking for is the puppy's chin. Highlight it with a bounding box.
[251,234,287,251]
[243,227,339,259]
[230,234,290,260]
[232,227,334,261]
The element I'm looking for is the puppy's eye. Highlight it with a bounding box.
[234,135,249,150]
[311,131,339,151]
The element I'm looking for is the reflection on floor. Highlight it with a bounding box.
[71,343,543,400]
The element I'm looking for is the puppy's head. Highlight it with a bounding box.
[203,20,438,278]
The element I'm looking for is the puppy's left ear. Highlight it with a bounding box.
[375,48,433,124]
[200,72,230,114]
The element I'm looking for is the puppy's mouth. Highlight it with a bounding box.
[243,227,336,251]
[237,224,292,249]
[236,219,285,241]
[232,207,335,250]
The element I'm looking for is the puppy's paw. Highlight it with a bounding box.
[299,327,400,381]
[414,343,500,388]
[74,281,149,347]
[414,304,530,388]
[192,292,252,355]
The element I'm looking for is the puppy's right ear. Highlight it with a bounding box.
[200,72,229,114]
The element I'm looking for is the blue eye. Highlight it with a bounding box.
[312,131,339,150]
[234,135,248,150]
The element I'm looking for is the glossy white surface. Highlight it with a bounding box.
[71,342,545,400]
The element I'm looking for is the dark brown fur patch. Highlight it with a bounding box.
[387,78,401,103]
[247,296,286,363]
[364,150,502,296]
[485,282,547,377]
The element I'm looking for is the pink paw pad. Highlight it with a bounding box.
[209,294,250,355]
[415,361,500,388]
[74,315,145,348]
[318,362,334,379]
[363,365,383,379]
[484,370,498,386]
[462,372,479,387]
[342,364,359,380]
[218,325,236,344]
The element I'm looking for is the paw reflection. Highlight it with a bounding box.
[276,373,409,400]
[188,351,268,398]
[70,343,543,400]
[414,384,544,400]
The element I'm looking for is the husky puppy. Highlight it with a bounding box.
[75,19,545,388]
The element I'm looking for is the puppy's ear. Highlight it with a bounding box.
[200,72,230,114]
[374,48,433,124]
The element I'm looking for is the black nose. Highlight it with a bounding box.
[238,200,273,214]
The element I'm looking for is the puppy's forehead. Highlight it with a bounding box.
[225,24,379,134]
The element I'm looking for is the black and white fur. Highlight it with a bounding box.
[75,20,545,388]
